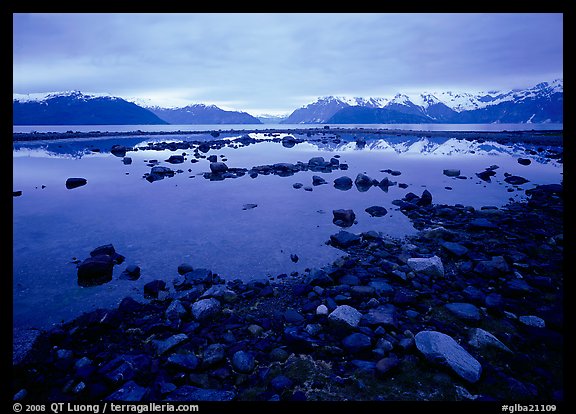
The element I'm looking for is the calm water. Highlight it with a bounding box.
[13,123,563,134]
[13,131,563,333]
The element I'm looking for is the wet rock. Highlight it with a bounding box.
[332,209,356,228]
[110,145,128,157]
[210,162,229,174]
[418,189,433,206]
[443,169,461,177]
[476,169,496,182]
[469,218,498,230]
[293,183,303,189]
[305,269,334,286]
[242,203,258,210]
[177,263,194,275]
[66,177,87,189]
[77,255,114,287]
[312,175,327,186]
[474,256,509,277]
[166,155,184,164]
[166,353,200,371]
[284,309,305,324]
[415,330,482,383]
[122,157,132,165]
[119,264,141,280]
[355,173,376,191]
[365,206,388,217]
[202,343,226,367]
[504,175,529,185]
[330,230,361,248]
[270,375,293,393]
[200,285,237,303]
[517,158,531,166]
[144,280,167,299]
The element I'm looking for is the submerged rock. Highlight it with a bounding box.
[65,177,87,189]
[332,209,356,228]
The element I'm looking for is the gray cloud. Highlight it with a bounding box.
[13,13,563,114]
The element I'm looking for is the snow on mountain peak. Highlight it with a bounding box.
[13,90,115,103]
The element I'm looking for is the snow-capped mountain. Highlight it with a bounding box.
[13,91,168,125]
[147,104,262,125]
[283,79,563,124]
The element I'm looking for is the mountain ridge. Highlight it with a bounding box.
[13,79,562,125]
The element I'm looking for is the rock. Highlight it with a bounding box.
[445,303,481,322]
[105,380,148,401]
[312,175,327,186]
[415,330,482,383]
[467,328,512,353]
[165,299,188,320]
[328,305,362,329]
[476,170,496,182]
[242,203,258,210]
[119,264,141,280]
[152,334,188,356]
[418,189,433,206]
[517,158,531,165]
[316,304,329,316]
[65,177,87,189]
[166,353,200,371]
[270,375,293,392]
[231,350,256,373]
[334,176,353,191]
[110,145,128,157]
[202,343,226,367]
[284,309,305,324]
[474,256,509,277]
[330,230,361,248]
[191,298,221,321]
[519,315,546,328]
[177,263,194,275]
[209,162,228,173]
[166,155,184,164]
[90,244,124,264]
[332,209,356,227]
[407,255,444,278]
[365,206,388,217]
[504,175,529,185]
[441,242,469,257]
[122,157,132,165]
[184,268,213,284]
[375,355,400,377]
[143,280,167,298]
[200,285,237,303]
[355,173,375,191]
[443,169,461,177]
[469,218,498,230]
[166,385,235,401]
[293,183,303,189]
[305,269,334,286]
[342,333,372,353]
[361,305,398,328]
[77,255,114,287]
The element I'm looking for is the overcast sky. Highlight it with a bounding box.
[13,13,563,115]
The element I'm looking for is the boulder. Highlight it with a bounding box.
[332,209,356,227]
[415,330,482,383]
[65,177,87,189]
[407,255,444,278]
[77,255,114,287]
[365,206,388,217]
[328,305,362,329]
[330,230,361,248]
[209,162,229,174]
[443,169,461,177]
[191,298,221,321]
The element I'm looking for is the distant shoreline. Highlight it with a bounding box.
[13,127,563,146]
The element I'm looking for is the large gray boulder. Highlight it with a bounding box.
[415,330,482,383]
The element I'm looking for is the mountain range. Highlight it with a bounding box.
[13,79,562,125]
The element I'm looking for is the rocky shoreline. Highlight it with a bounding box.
[13,127,563,147]
[12,178,563,402]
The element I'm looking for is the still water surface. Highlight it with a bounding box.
[13,131,563,332]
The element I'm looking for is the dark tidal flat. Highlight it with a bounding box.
[12,129,563,403]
